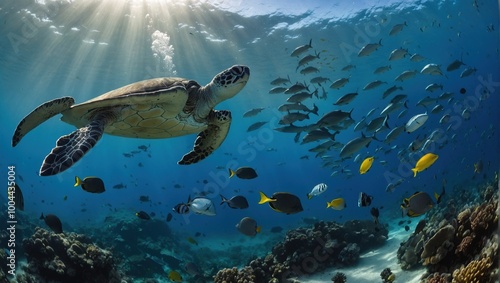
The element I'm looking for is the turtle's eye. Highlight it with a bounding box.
[231,66,242,74]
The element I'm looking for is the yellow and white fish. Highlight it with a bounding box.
[326,198,346,210]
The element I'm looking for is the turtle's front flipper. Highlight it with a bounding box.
[39,115,109,176]
[178,110,231,165]
[12,97,75,147]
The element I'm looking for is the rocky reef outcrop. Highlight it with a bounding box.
[397,180,499,283]
[214,219,388,283]
[16,227,123,283]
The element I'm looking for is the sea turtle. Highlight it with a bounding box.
[12,65,250,176]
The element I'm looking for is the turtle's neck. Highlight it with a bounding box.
[194,84,217,120]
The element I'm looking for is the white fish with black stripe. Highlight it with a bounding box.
[307,183,328,199]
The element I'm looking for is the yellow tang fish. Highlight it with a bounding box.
[186,237,198,246]
[412,153,438,177]
[168,270,182,282]
[326,198,346,210]
[359,156,374,174]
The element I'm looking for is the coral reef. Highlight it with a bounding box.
[214,220,388,283]
[421,224,455,265]
[452,256,493,283]
[469,201,498,233]
[17,227,123,283]
[424,272,451,283]
[338,243,360,265]
[400,178,499,283]
[380,267,395,283]
[213,266,255,283]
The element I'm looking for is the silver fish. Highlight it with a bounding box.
[363,80,386,90]
[389,22,407,36]
[308,140,337,152]
[386,178,404,192]
[279,112,310,124]
[316,109,352,127]
[287,92,312,103]
[425,83,443,92]
[439,114,451,124]
[460,67,477,78]
[374,65,391,74]
[341,64,356,71]
[329,77,350,89]
[382,85,403,99]
[380,101,407,116]
[301,129,338,144]
[269,86,287,94]
[366,108,378,117]
[297,52,320,70]
[395,70,417,82]
[358,39,382,57]
[274,124,311,133]
[270,76,291,85]
[299,66,320,75]
[385,125,405,144]
[405,113,428,133]
[388,48,408,61]
[310,76,330,86]
[339,133,377,159]
[446,59,464,72]
[391,94,408,104]
[366,116,389,132]
[354,119,367,132]
[438,92,454,100]
[284,83,309,94]
[398,109,408,119]
[291,39,313,57]
[247,121,267,132]
[243,107,266,117]
[410,53,425,62]
[421,64,443,76]
[334,92,358,106]
[278,103,318,115]
[416,96,438,107]
[430,104,444,114]
[189,197,216,216]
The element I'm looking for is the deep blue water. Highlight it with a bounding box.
[1,0,499,276]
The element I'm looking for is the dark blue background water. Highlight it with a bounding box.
[1,0,499,243]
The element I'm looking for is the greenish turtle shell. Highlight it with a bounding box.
[12,65,250,176]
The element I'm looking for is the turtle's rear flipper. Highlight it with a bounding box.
[178,110,231,165]
[40,118,106,176]
[12,97,75,147]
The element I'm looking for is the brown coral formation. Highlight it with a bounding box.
[213,266,255,283]
[455,235,473,256]
[17,227,122,283]
[398,179,499,283]
[421,224,455,265]
[425,272,451,283]
[452,256,493,283]
[214,220,388,283]
[469,201,498,233]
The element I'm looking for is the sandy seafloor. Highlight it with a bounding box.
[298,224,425,283]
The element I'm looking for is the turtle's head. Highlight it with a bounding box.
[209,65,250,102]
